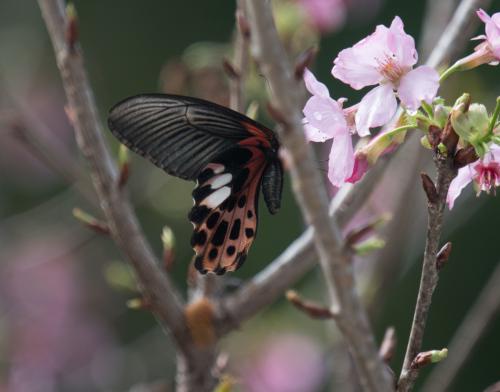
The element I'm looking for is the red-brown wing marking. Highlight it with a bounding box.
[189,143,267,274]
[241,122,273,148]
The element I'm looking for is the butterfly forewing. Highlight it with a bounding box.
[108,94,276,180]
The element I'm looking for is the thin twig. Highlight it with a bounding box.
[37,0,192,358]
[397,156,457,392]
[228,0,249,113]
[421,261,500,392]
[242,1,393,390]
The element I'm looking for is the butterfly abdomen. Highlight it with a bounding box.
[262,158,283,215]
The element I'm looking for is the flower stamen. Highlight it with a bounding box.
[474,162,500,194]
[377,55,406,84]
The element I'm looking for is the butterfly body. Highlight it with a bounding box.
[108,94,282,274]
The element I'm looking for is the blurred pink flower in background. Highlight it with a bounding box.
[0,82,74,189]
[332,16,439,134]
[0,236,116,391]
[447,144,500,209]
[297,0,346,33]
[302,68,361,187]
[242,333,325,392]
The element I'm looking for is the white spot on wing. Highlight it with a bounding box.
[203,186,231,208]
[206,163,225,174]
[210,173,232,189]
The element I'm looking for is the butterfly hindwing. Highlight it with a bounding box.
[189,143,267,274]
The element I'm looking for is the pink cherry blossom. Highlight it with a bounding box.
[302,68,362,186]
[447,144,500,209]
[441,9,500,80]
[331,16,439,134]
[477,9,500,59]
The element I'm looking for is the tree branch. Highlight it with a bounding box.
[242,1,393,390]
[421,260,500,392]
[37,0,192,358]
[397,157,457,391]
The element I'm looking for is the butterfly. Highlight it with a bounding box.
[108,94,283,275]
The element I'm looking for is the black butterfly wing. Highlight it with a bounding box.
[108,94,282,275]
[108,94,276,180]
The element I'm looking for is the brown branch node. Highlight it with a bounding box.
[436,242,452,270]
[420,172,439,203]
[454,145,479,168]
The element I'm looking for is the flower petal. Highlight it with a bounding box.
[447,165,475,209]
[332,47,383,89]
[331,24,397,89]
[345,153,369,183]
[387,16,418,68]
[490,144,500,160]
[397,66,439,111]
[303,68,330,99]
[328,134,354,187]
[486,12,500,58]
[355,84,397,135]
[303,122,331,142]
[476,9,491,24]
[477,9,500,58]
[303,96,348,138]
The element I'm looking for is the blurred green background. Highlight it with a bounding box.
[0,0,499,391]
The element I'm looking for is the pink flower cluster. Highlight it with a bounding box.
[303,16,439,187]
[303,10,500,210]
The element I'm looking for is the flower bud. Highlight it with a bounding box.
[72,207,109,234]
[65,3,79,52]
[433,104,450,129]
[161,226,176,271]
[411,348,448,369]
[451,102,490,155]
[118,144,130,188]
[421,135,432,150]
[421,173,438,203]
[353,236,386,256]
[427,125,442,149]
